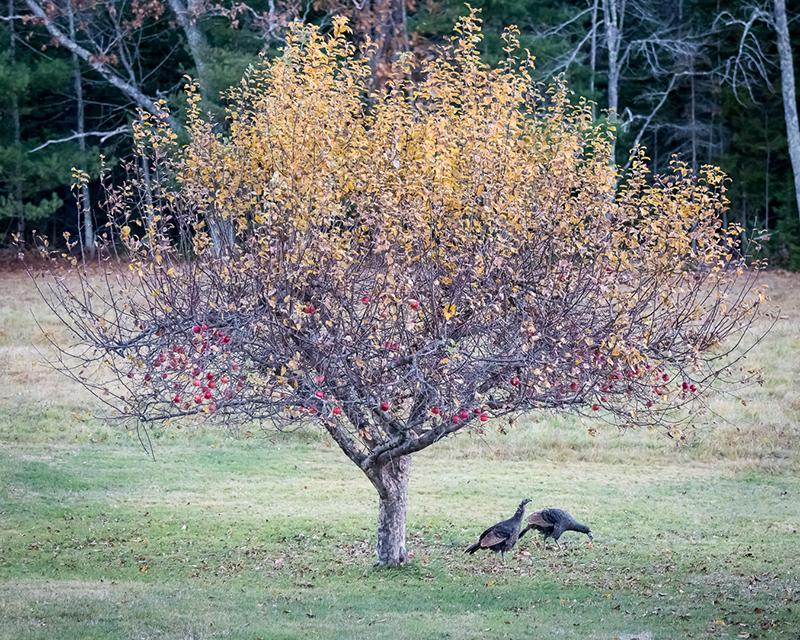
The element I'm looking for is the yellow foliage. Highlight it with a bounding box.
[101,11,764,442]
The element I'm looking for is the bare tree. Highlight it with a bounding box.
[24,0,183,132]
[714,0,800,223]
[773,0,800,223]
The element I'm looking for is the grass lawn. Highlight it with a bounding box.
[1,268,800,639]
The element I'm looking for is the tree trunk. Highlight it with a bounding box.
[167,0,211,102]
[774,0,800,222]
[590,0,599,120]
[69,0,94,257]
[367,454,411,566]
[9,0,25,246]
[601,0,624,168]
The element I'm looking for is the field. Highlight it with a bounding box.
[1,267,800,639]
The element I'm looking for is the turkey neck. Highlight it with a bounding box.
[572,521,591,534]
[512,501,528,522]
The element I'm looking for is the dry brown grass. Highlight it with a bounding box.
[2,265,799,467]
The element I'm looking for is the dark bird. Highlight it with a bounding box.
[518,508,593,549]
[465,498,531,563]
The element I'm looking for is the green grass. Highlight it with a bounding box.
[2,268,800,639]
[1,441,800,639]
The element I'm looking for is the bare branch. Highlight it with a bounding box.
[28,126,130,153]
[23,0,182,132]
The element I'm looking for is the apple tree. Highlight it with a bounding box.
[35,13,766,566]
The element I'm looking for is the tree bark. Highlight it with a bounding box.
[774,0,800,222]
[68,0,94,256]
[9,0,25,245]
[601,0,624,168]
[166,0,211,102]
[590,0,599,120]
[366,455,411,567]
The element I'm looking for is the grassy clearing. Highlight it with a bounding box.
[1,442,799,639]
[1,268,800,639]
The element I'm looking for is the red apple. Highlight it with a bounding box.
[431,406,440,415]
[690,384,697,392]
[304,304,315,314]
[221,335,231,343]
[194,394,202,404]
[662,373,670,382]
[380,401,390,411]
[126,371,133,379]
[333,407,341,415]
[570,382,578,391]
[162,373,168,379]
[193,379,201,386]
[144,373,152,381]
[646,400,653,407]
[208,381,216,389]
[204,390,212,400]
[480,414,489,422]
[459,410,469,419]
[473,408,482,415]
[220,376,229,384]
[361,296,370,304]
[510,377,520,386]
[201,324,208,331]
[173,395,181,403]
[408,299,419,310]
[452,415,460,424]
[316,391,324,399]
[592,404,600,411]
[682,382,689,390]
[208,403,216,411]
[206,372,214,381]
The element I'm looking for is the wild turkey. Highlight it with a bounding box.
[518,508,593,549]
[465,498,531,563]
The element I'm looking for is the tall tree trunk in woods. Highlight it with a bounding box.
[774,0,800,222]
[68,0,94,256]
[9,0,25,246]
[365,0,408,87]
[765,111,770,231]
[167,0,211,102]
[601,0,624,169]
[366,455,411,567]
[590,0,599,120]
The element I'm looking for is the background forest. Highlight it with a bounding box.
[2,0,800,268]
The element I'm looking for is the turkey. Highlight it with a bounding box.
[465,498,531,563]
[518,508,593,549]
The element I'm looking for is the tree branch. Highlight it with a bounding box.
[28,126,130,153]
[23,0,182,132]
